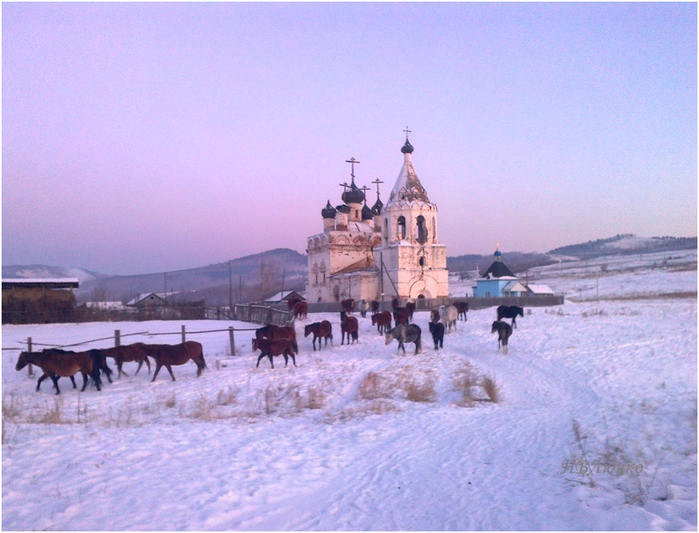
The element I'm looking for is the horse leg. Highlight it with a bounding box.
[151,362,163,382]
[118,362,130,379]
[165,364,176,381]
[70,375,77,389]
[290,352,297,367]
[283,354,289,367]
[36,373,50,392]
[50,374,61,395]
[268,355,274,369]
[256,353,266,368]
[312,336,318,351]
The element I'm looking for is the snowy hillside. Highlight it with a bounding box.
[1,265,102,285]
[2,257,696,530]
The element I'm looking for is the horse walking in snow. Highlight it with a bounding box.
[385,324,422,355]
[497,305,524,329]
[429,322,444,350]
[440,305,458,332]
[491,321,513,354]
[304,321,333,351]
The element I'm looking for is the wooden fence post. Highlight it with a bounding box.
[115,330,121,347]
[181,325,186,344]
[27,337,33,376]
[229,327,236,356]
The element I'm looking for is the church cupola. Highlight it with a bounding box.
[341,178,365,205]
[401,138,414,154]
[321,200,337,219]
[361,202,374,221]
[321,200,336,232]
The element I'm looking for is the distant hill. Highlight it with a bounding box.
[548,234,697,259]
[6,235,695,305]
[73,248,307,305]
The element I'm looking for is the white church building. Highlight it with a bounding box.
[306,132,449,305]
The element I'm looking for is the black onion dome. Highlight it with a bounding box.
[336,204,350,214]
[321,200,337,219]
[401,139,414,154]
[361,203,374,220]
[371,197,383,215]
[341,179,365,204]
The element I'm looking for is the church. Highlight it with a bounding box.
[306,131,449,305]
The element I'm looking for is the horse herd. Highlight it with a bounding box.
[15,341,208,395]
[255,299,525,367]
[14,301,526,392]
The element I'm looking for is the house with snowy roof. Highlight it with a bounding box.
[472,247,519,298]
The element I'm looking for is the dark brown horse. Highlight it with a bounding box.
[371,311,392,334]
[405,301,416,322]
[454,301,469,321]
[141,341,207,382]
[304,321,333,351]
[430,308,440,324]
[429,322,445,350]
[255,324,298,353]
[287,297,302,311]
[341,298,355,314]
[370,300,380,314]
[393,307,410,326]
[100,342,151,378]
[252,338,296,368]
[340,311,359,344]
[491,321,513,354]
[293,301,308,319]
[15,349,104,394]
[496,305,524,329]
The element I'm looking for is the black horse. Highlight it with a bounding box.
[428,322,444,350]
[491,321,513,354]
[496,305,524,329]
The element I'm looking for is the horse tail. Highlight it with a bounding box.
[201,351,208,370]
[88,350,103,391]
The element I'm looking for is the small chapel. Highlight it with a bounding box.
[306,130,449,304]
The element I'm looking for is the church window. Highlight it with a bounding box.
[432,217,437,243]
[384,218,389,244]
[397,216,406,240]
[416,216,428,244]
[419,255,425,267]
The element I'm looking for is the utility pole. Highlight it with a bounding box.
[228,261,233,310]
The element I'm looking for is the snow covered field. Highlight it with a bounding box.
[2,253,697,530]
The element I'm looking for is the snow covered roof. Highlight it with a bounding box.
[126,293,167,306]
[503,281,528,293]
[265,290,304,302]
[527,284,555,295]
[2,278,79,289]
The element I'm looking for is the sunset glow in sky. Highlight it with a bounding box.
[3,2,696,275]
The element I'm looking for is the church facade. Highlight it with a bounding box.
[306,133,449,304]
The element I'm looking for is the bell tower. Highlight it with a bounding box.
[374,129,449,301]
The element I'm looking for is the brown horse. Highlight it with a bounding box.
[252,338,296,368]
[100,342,151,378]
[393,307,410,326]
[340,311,358,344]
[430,308,440,324]
[293,301,308,319]
[341,298,355,314]
[454,301,469,321]
[370,300,380,314]
[255,324,298,353]
[141,342,207,382]
[405,301,416,322]
[15,349,104,394]
[287,297,302,311]
[304,321,333,351]
[371,311,392,334]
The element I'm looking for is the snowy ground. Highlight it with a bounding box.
[2,256,697,530]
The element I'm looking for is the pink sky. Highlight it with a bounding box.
[3,3,696,275]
